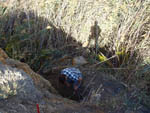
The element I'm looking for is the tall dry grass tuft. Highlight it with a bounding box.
[100,1,150,107]
[97,0,150,68]
[113,0,150,63]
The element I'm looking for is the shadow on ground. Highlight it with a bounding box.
[0,7,150,113]
[0,10,90,101]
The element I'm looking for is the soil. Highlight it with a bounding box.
[41,65,150,113]
[43,71,84,101]
[42,67,125,102]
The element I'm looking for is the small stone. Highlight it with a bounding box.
[72,56,88,66]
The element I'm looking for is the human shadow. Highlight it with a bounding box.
[87,21,101,55]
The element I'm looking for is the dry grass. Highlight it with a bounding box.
[0,0,150,109]
[4,0,149,47]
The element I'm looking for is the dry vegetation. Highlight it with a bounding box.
[0,0,150,109]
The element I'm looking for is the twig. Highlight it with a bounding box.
[89,55,117,68]
[81,88,93,104]
[82,73,97,96]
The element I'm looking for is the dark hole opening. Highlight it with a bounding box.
[43,71,85,102]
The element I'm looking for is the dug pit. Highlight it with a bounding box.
[43,71,85,101]
[42,68,126,104]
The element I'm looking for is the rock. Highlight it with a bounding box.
[72,56,88,66]
[5,58,57,94]
[0,48,105,113]
[81,70,126,108]
[0,48,57,94]
[0,63,42,101]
